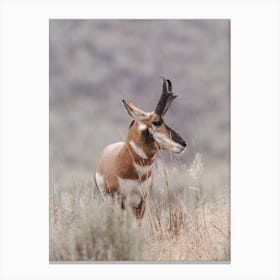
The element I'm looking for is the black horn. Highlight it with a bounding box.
[154,76,177,116]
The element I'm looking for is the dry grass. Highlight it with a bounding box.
[49,154,230,261]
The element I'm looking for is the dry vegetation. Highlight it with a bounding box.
[49,20,230,262]
[49,154,230,262]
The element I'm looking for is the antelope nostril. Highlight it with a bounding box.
[182,141,186,147]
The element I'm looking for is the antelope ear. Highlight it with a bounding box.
[122,100,149,121]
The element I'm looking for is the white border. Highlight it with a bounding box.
[1,0,279,279]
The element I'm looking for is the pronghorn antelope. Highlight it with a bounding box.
[94,77,186,219]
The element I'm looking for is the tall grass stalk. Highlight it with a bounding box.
[50,154,230,261]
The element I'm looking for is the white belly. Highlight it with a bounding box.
[117,176,152,207]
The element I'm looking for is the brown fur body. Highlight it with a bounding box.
[94,77,186,219]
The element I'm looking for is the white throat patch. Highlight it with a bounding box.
[134,162,153,177]
[129,140,148,159]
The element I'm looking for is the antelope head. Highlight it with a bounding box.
[122,76,186,154]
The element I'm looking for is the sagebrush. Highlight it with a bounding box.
[50,154,230,261]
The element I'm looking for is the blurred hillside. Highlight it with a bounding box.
[49,20,230,181]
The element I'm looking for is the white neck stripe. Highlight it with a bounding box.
[129,140,148,159]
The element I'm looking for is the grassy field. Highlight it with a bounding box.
[49,153,230,261]
[49,19,230,262]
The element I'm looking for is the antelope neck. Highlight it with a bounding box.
[127,140,155,165]
[126,120,157,161]
[116,140,154,181]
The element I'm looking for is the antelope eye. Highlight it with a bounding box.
[152,119,163,127]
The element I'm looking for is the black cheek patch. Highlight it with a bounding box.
[142,128,155,147]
